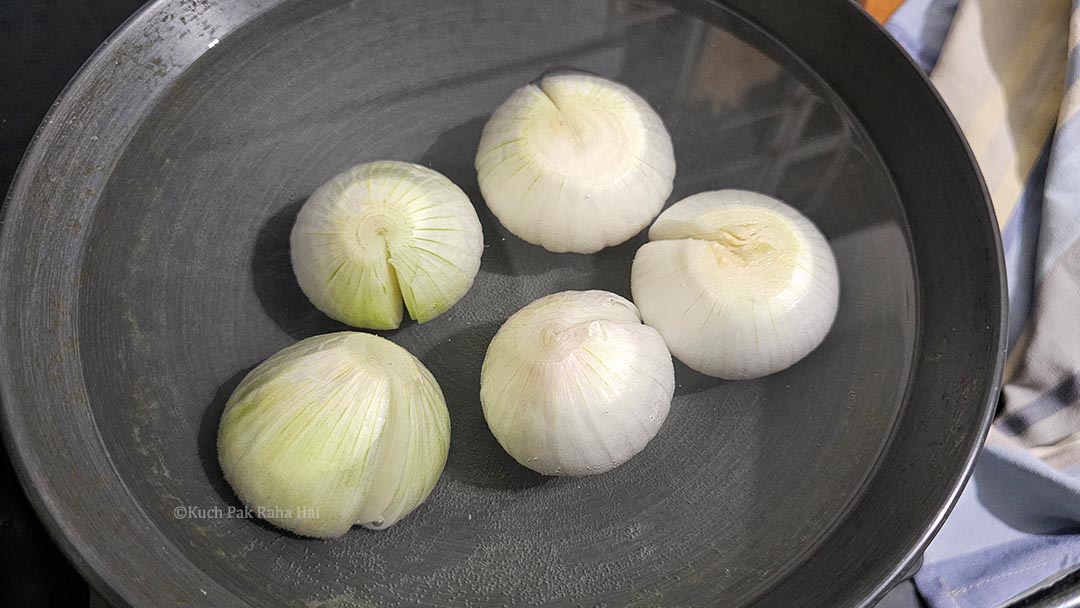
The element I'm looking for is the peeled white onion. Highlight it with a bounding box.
[631,190,840,379]
[475,72,676,254]
[217,332,450,538]
[480,291,674,476]
[291,160,483,330]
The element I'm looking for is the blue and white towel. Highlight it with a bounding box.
[883,0,1080,605]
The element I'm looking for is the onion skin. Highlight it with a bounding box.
[480,291,674,476]
[632,190,840,380]
[475,73,675,254]
[217,332,450,538]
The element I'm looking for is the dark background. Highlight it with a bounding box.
[0,1,923,606]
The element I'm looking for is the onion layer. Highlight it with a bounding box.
[217,332,450,537]
[480,291,674,476]
[631,190,840,379]
[475,73,675,254]
[291,161,483,329]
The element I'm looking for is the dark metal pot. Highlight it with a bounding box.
[0,0,1005,606]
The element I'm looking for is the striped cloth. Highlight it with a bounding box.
[874,0,1080,605]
